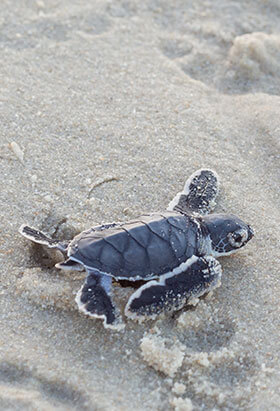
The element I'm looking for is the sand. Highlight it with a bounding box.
[0,0,279,409]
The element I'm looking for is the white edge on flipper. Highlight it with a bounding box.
[18,224,68,251]
[124,255,222,321]
[167,168,220,212]
[167,192,184,212]
[18,224,56,248]
[75,286,125,331]
[19,224,30,236]
[55,261,84,271]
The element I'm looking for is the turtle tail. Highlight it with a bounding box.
[19,225,68,252]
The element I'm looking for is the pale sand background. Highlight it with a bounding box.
[0,0,280,410]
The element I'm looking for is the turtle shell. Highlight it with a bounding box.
[68,212,200,280]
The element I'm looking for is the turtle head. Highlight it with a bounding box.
[202,214,254,257]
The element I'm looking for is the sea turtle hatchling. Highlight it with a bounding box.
[19,169,254,330]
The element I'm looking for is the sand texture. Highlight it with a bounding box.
[0,0,279,410]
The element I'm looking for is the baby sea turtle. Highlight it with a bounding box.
[19,169,254,330]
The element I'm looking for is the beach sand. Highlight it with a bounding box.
[0,0,279,409]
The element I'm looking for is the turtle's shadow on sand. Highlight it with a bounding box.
[0,362,90,410]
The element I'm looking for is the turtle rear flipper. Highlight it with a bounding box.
[168,169,219,216]
[125,256,222,320]
[75,271,124,331]
[55,259,84,271]
[19,225,69,252]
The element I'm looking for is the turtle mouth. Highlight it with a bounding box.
[247,225,254,242]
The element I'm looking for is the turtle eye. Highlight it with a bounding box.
[228,229,247,248]
[234,234,243,243]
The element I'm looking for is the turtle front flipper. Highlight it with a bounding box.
[19,225,69,252]
[125,256,222,321]
[75,271,124,331]
[168,169,219,216]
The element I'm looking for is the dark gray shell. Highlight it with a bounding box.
[68,212,200,280]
